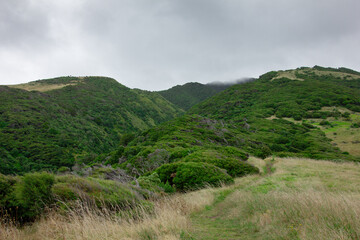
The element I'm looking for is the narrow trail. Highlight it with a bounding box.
[186,157,360,240]
[189,175,263,240]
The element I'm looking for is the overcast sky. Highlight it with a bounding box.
[0,0,359,90]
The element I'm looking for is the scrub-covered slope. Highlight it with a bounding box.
[0,76,183,174]
[158,82,233,110]
[117,66,360,179]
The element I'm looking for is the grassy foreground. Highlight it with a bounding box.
[2,157,360,239]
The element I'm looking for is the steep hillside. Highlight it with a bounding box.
[116,67,360,179]
[0,76,183,174]
[158,82,232,110]
[189,66,360,158]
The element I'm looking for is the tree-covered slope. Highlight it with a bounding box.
[157,82,232,110]
[189,66,360,159]
[115,67,360,179]
[190,66,360,120]
[0,76,183,174]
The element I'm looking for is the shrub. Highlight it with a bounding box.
[54,175,141,209]
[182,151,259,177]
[155,162,233,191]
[319,120,331,126]
[221,146,249,160]
[158,181,176,193]
[253,145,272,159]
[137,172,162,193]
[0,174,17,208]
[302,122,316,129]
[15,172,55,220]
[57,166,70,173]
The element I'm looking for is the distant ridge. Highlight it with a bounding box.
[158,79,253,110]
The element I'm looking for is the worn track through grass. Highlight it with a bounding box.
[2,157,360,239]
[188,157,360,240]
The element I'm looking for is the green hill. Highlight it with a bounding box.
[0,76,183,174]
[116,66,360,182]
[157,82,234,110]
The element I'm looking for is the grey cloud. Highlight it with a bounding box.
[0,0,52,50]
[0,0,359,90]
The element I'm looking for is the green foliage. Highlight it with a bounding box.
[188,67,360,161]
[57,166,70,173]
[53,175,142,209]
[14,172,55,220]
[158,82,230,110]
[159,181,176,193]
[0,77,183,174]
[0,174,17,209]
[0,171,158,224]
[319,120,332,126]
[182,149,259,177]
[155,162,234,191]
[137,172,163,193]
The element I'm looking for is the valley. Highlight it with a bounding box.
[1,66,360,239]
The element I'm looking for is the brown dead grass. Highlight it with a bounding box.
[271,69,360,82]
[3,157,360,239]
[0,188,216,240]
[191,157,360,239]
[271,70,304,81]
[7,80,83,92]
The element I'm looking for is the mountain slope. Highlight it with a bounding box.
[189,66,360,159]
[157,82,232,110]
[0,76,183,174]
[116,66,360,178]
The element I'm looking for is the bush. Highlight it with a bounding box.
[15,172,55,220]
[137,172,162,193]
[221,146,249,160]
[155,162,233,191]
[57,166,70,173]
[253,145,272,159]
[0,174,17,208]
[158,181,176,193]
[54,175,141,209]
[319,120,331,126]
[182,151,259,177]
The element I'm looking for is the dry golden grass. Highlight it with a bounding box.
[303,69,360,80]
[2,157,360,239]
[326,127,360,156]
[271,70,304,81]
[0,188,216,240]
[191,157,360,239]
[270,69,360,82]
[7,80,83,92]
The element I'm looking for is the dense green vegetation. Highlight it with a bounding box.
[158,82,233,110]
[0,76,183,174]
[2,66,360,226]
[155,162,234,191]
[112,115,259,175]
[189,67,360,160]
[111,67,359,184]
[0,170,158,223]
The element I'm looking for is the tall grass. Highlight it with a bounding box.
[225,190,360,239]
[0,188,216,240]
[3,157,360,239]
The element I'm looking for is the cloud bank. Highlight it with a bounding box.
[1,0,359,90]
